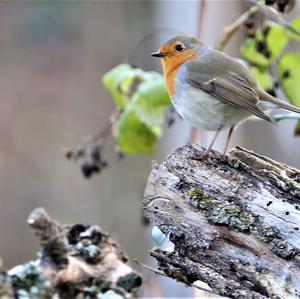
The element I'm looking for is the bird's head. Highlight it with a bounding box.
[151,35,204,65]
[151,36,206,95]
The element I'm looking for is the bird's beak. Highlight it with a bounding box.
[150,51,166,58]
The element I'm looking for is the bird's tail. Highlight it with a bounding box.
[259,89,300,114]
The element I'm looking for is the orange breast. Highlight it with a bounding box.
[163,61,179,96]
[162,51,199,97]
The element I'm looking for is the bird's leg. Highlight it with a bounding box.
[199,126,223,158]
[223,125,235,154]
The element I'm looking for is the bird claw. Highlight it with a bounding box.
[191,148,211,161]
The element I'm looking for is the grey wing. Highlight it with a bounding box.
[186,63,274,123]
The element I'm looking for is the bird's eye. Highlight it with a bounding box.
[175,44,185,52]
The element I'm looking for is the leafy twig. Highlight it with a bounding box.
[256,1,300,36]
[217,1,300,51]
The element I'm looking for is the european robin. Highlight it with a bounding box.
[151,35,300,155]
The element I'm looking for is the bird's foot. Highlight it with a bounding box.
[191,148,211,161]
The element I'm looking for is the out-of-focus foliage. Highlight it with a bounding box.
[67,64,172,178]
[278,52,300,108]
[278,52,300,134]
[250,67,274,91]
[240,13,300,134]
[103,64,171,154]
[290,16,300,41]
[241,38,270,68]
[241,22,289,67]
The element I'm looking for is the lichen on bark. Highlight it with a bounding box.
[188,188,255,232]
[188,187,297,259]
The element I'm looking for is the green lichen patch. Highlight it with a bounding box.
[206,202,255,232]
[254,226,278,243]
[268,239,296,259]
[188,189,255,232]
[116,272,142,292]
[8,261,52,299]
[188,188,215,209]
[188,188,297,260]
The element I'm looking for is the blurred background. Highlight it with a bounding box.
[0,1,299,298]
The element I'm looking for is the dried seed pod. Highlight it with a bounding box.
[244,19,256,38]
[277,0,295,13]
[244,19,255,29]
[256,40,267,53]
[282,70,290,80]
[265,0,276,5]
[262,25,271,37]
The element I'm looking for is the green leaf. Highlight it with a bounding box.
[138,79,170,106]
[278,52,300,108]
[250,68,274,91]
[103,64,171,154]
[102,64,135,109]
[117,109,157,154]
[131,79,170,128]
[103,64,170,108]
[240,38,270,68]
[240,22,289,67]
[130,94,165,129]
[290,15,300,41]
[265,22,289,59]
[278,52,300,134]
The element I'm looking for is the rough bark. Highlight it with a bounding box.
[0,259,13,299]
[143,144,300,299]
[0,208,142,298]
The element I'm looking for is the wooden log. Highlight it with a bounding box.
[143,144,300,299]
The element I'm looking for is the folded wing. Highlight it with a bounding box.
[185,55,274,123]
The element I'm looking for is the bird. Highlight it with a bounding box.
[151,35,300,156]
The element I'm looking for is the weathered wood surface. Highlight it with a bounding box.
[143,144,300,299]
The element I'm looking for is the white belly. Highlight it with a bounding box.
[172,84,250,131]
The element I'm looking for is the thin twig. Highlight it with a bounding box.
[196,0,207,38]
[134,259,169,278]
[84,109,120,145]
[217,5,259,51]
[134,259,218,296]
[256,1,300,37]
